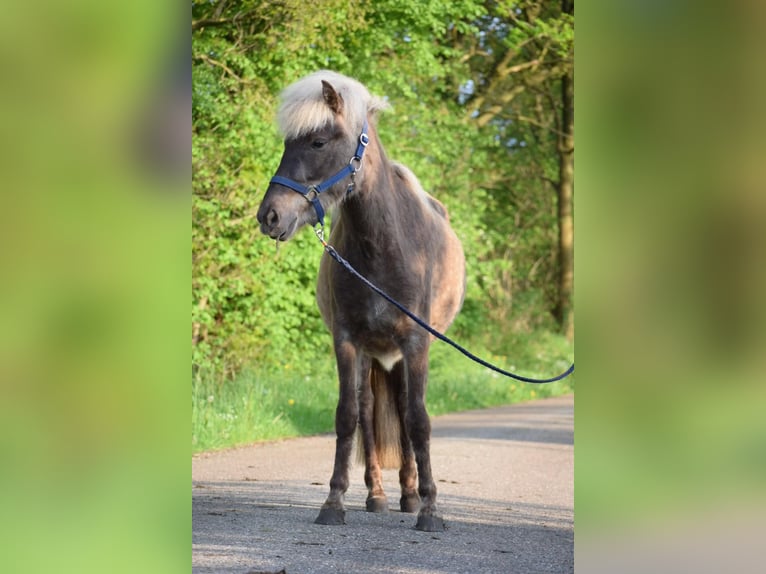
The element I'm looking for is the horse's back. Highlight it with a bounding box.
[427,196,448,221]
[391,162,450,222]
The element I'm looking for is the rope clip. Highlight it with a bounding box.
[314,224,326,246]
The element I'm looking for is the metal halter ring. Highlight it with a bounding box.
[304,185,319,202]
[349,156,363,173]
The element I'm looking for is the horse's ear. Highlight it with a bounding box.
[321,80,343,115]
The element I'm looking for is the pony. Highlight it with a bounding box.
[256,71,465,532]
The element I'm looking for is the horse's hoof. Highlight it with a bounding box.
[415,513,446,532]
[366,496,389,513]
[400,493,420,513]
[315,506,345,525]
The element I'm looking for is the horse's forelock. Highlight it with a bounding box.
[276,71,389,140]
[277,96,337,140]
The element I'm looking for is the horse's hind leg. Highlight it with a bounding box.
[405,343,445,532]
[315,339,363,526]
[358,361,388,513]
[391,360,420,513]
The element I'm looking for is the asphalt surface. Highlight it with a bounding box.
[192,394,573,574]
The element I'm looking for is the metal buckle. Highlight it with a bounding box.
[359,133,369,147]
[349,156,363,173]
[304,185,319,202]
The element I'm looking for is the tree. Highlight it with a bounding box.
[556,0,574,340]
[192,0,574,377]
[458,0,574,338]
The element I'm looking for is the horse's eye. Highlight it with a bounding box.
[311,140,326,149]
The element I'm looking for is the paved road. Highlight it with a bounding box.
[192,394,573,574]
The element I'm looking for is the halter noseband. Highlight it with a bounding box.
[269,120,370,227]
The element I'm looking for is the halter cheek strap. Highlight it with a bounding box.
[269,121,370,227]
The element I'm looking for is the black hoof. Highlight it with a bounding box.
[315,506,345,525]
[366,496,389,513]
[400,493,420,513]
[415,513,446,532]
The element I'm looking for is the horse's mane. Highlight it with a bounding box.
[277,70,390,140]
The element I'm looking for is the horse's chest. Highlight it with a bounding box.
[349,297,403,335]
[340,291,411,355]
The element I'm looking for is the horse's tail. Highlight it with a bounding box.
[356,363,402,469]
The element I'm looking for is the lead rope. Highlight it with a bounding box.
[314,226,574,384]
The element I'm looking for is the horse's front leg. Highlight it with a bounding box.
[405,342,445,532]
[315,338,363,525]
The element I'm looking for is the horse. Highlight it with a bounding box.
[256,71,465,532]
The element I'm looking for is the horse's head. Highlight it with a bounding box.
[258,73,382,241]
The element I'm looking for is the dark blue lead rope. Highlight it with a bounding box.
[316,229,574,384]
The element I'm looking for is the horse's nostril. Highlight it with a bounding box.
[266,209,279,227]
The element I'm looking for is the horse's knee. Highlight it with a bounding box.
[406,402,431,443]
[334,402,358,439]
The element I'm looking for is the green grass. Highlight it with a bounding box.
[427,330,574,416]
[192,359,339,452]
[192,329,573,453]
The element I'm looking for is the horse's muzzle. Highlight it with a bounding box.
[256,199,299,241]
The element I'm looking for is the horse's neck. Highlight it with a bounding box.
[337,144,400,247]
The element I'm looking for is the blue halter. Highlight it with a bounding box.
[269,121,370,226]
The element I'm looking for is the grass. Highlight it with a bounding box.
[192,328,573,453]
[427,330,574,416]
[192,360,338,452]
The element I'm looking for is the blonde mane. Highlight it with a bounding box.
[277,70,389,140]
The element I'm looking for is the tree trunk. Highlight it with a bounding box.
[556,68,574,341]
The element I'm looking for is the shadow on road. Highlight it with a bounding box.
[193,478,573,574]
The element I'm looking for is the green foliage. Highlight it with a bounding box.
[192,1,574,384]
